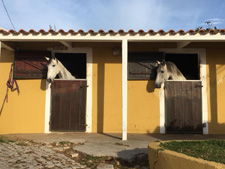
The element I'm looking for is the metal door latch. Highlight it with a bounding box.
[80,85,89,88]
[202,123,206,128]
[195,85,203,88]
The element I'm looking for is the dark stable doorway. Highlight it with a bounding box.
[55,53,86,79]
[165,53,200,80]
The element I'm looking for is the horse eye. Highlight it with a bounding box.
[52,65,55,67]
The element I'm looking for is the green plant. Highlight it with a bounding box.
[0,136,15,143]
[160,140,225,164]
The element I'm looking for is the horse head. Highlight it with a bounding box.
[155,60,168,88]
[45,56,60,83]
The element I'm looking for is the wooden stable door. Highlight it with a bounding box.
[165,81,203,134]
[50,80,87,131]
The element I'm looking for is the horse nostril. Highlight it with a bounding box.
[155,83,161,88]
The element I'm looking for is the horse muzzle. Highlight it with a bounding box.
[155,83,161,88]
[47,78,53,83]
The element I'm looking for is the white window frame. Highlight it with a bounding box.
[44,47,93,133]
[159,48,208,134]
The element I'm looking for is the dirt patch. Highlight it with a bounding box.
[52,141,149,169]
[1,136,149,169]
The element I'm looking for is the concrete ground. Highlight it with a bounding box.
[4,133,225,160]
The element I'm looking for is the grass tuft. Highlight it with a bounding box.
[0,136,15,143]
[160,140,225,164]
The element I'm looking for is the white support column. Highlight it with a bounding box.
[122,39,128,140]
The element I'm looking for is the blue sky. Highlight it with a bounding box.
[0,0,225,32]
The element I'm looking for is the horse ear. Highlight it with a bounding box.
[161,60,166,66]
[156,61,161,65]
[45,57,50,61]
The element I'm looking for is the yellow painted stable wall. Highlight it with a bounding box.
[128,81,160,133]
[90,44,122,133]
[206,48,225,134]
[89,42,164,133]
[0,49,46,134]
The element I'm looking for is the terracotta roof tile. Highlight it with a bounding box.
[77,29,85,34]
[187,29,196,34]
[117,29,125,34]
[128,29,135,34]
[157,29,166,34]
[197,29,207,35]
[98,29,105,33]
[108,29,115,34]
[88,29,94,33]
[208,29,217,34]
[147,29,156,34]
[177,29,185,34]
[0,28,225,36]
[39,29,48,35]
[219,29,225,33]
[138,29,145,34]
[8,29,19,34]
[168,29,176,35]
[29,29,38,34]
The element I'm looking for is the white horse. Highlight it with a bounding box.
[45,56,76,83]
[155,61,186,88]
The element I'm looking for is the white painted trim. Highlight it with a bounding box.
[159,83,165,134]
[1,33,225,42]
[44,47,93,133]
[122,39,128,140]
[158,48,208,134]
[44,82,51,133]
[86,48,93,133]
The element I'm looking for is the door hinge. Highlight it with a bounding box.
[202,123,206,128]
[195,85,203,88]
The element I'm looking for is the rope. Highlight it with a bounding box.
[0,64,19,115]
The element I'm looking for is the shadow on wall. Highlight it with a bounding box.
[0,50,17,116]
[208,122,225,134]
[146,80,156,93]
[97,59,104,133]
[40,79,47,91]
[0,50,14,63]
[94,46,122,133]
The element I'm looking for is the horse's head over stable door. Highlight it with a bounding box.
[155,60,186,88]
[45,56,76,83]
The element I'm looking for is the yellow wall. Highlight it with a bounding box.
[206,48,225,134]
[90,43,122,133]
[88,42,163,133]
[127,42,169,133]
[0,49,46,134]
[128,81,160,133]
[2,41,225,134]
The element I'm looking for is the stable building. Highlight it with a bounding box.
[1,28,225,140]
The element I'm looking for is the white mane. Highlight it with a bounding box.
[56,60,76,80]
